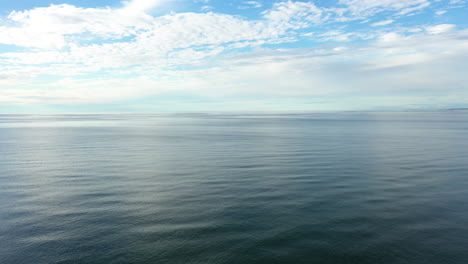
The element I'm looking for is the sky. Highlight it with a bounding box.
[0,0,467,112]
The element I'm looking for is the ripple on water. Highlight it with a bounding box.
[1,112,468,264]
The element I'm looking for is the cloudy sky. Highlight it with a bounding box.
[1,0,467,112]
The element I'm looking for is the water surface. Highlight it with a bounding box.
[1,112,467,263]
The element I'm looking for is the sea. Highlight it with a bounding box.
[1,112,467,264]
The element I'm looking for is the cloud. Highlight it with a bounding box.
[0,1,329,50]
[378,32,402,42]
[201,5,214,11]
[262,1,325,24]
[371,19,394,27]
[338,0,431,18]
[122,0,168,14]
[0,0,467,110]
[0,1,443,50]
[1,28,467,108]
[0,4,153,49]
[425,24,456,34]
[238,1,263,9]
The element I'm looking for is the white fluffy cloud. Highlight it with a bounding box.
[0,2,323,50]
[0,0,439,50]
[122,0,168,14]
[1,4,153,48]
[1,27,467,107]
[0,0,467,110]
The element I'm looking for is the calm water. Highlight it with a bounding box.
[1,112,468,264]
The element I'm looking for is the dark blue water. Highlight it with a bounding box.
[1,112,468,264]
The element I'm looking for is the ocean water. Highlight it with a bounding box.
[1,112,467,264]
